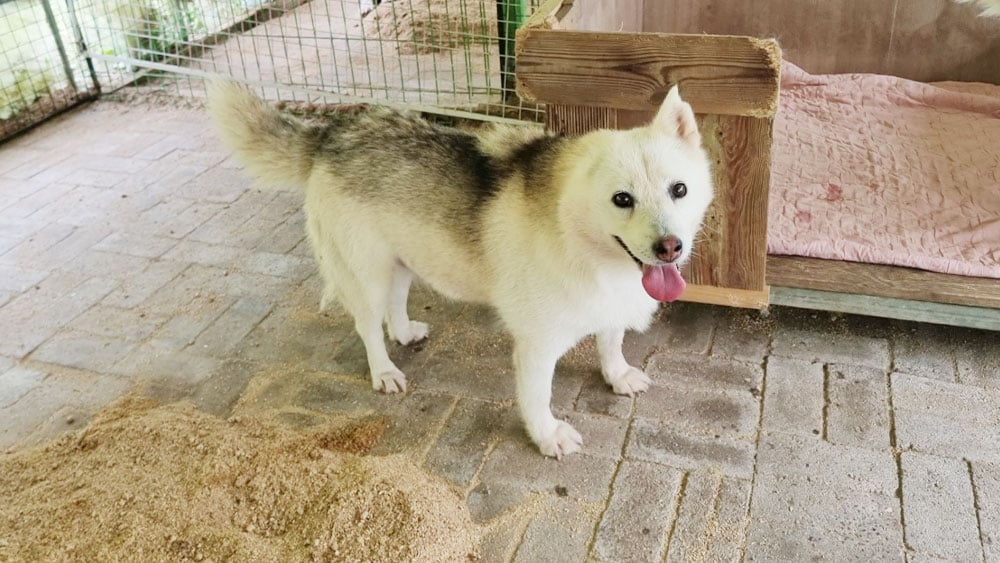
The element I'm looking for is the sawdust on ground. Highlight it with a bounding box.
[362,0,497,54]
[0,397,478,562]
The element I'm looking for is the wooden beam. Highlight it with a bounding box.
[682,284,770,309]
[515,29,781,117]
[770,287,1000,332]
[767,256,1000,310]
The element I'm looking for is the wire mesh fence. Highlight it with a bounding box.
[61,0,544,123]
[0,0,99,139]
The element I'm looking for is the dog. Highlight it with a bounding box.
[207,83,714,458]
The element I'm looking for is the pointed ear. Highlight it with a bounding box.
[651,85,700,145]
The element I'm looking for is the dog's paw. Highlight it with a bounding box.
[389,321,429,346]
[535,420,583,460]
[607,366,651,398]
[373,370,407,393]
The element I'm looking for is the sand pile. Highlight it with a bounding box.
[362,0,497,55]
[0,398,477,561]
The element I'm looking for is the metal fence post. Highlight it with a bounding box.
[40,0,79,91]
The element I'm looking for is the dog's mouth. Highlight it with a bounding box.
[613,236,643,270]
[613,235,686,302]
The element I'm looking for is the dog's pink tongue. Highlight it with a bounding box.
[642,264,686,302]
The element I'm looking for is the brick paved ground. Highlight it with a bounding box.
[1,101,998,561]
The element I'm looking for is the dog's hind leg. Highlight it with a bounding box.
[596,328,651,397]
[345,263,408,393]
[385,262,429,346]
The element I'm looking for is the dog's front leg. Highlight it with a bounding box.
[597,328,651,397]
[513,339,582,459]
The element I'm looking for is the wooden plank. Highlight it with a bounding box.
[523,0,566,31]
[770,287,1000,332]
[544,104,617,134]
[767,256,1000,310]
[515,29,781,117]
[681,114,771,293]
[682,284,770,309]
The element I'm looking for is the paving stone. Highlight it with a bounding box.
[712,308,772,364]
[235,251,313,280]
[574,376,633,418]
[592,460,683,562]
[148,295,236,351]
[368,391,456,457]
[477,511,530,563]
[156,200,227,239]
[0,264,48,292]
[630,302,717,357]
[189,296,274,357]
[755,432,897,496]
[892,323,956,382]
[189,358,261,417]
[0,369,128,450]
[0,366,47,408]
[635,382,760,440]
[762,356,824,437]
[424,398,509,487]
[30,330,138,372]
[177,165,250,203]
[186,190,280,247]
[646,352,764,390]
[892,373,1000,462]
[745,483,903,562]
[563,412,627,461]
[627,417,756,479]
[468,439,616,522]
[111,344,221,385]
[901,452,982,562]
[60,250,151,280]
[971,461,999,563]
[100,259,188,308]
[162,239,244,267]
[254,213,306,254]
[417,325,515,401]
[68,304,165,342]
[666,473,751,563]
[514,498,601,563]
[0,222,75,263]
[772,326,890,370]
[954,331,1000,389]
[92,231,179,258]
[827,364,891,449]
[891,373,999,428]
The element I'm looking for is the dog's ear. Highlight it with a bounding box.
[651,85,700,145]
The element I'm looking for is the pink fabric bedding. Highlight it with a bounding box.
[768,62,1000,279]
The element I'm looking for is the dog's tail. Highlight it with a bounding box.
[207,81,317,186]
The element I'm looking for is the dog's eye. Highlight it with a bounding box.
[670,182,688,199]
[612,191,634,208]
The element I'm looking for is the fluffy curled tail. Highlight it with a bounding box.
[207,81,317,186]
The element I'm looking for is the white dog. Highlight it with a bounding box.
[208,83,714,457]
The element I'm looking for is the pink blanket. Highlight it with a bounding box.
[768,62,1000,279]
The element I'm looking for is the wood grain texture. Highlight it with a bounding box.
[642,0,1000,84]
[515,29,781,117]
[682,284,770,309]
[767,256,1000,310]
[544,104,617,134]
[681,115,771,293]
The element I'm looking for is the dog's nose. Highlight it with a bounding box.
[653,236,683,263]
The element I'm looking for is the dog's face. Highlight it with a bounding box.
[566,87,714,301]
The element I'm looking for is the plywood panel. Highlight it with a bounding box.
[560,0,644,32]
[642,0,1000,83]
[768,256,1000,310]
[515,29,781,117]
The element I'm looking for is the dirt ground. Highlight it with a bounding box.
[0,396,479,562]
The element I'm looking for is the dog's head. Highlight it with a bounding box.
[561,87,714,302]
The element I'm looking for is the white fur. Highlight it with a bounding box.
[211,84,713,458]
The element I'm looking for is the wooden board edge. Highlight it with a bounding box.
[681,284,770,309]
[515,29,781,117]
[770,287,1000,332]
[767,255,1000,310]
